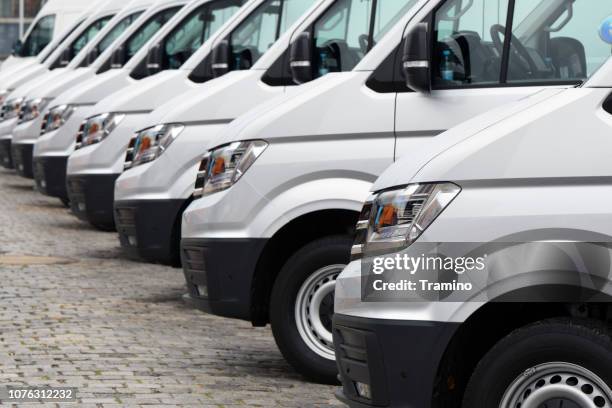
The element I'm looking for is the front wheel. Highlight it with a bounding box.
[270,235,353,384]
[463,319,612,408]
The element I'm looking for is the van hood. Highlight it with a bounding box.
[0,64,48,92]
[208,72,353,149]
[25,68,93,100]
[51,69,127,107]
[92,70,188,115]
[7,68,68,100]
[372,87,584,192]
[138,70,260,130]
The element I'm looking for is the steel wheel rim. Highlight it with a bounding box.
[500,362,612,408]
[295,264,343,360]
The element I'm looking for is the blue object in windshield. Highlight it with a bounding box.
[599,16,612,44]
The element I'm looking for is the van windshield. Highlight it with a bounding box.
[123,7,181,64]
[312,0,418,78]
[41,20,84,63]
[160,0,246,70]
[433,0,612,87]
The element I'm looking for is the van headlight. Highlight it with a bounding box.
[351,183,461,259]
[1,97,24,121]
[128,123,184,168]
[19,98,51,123]
[41,104,76,134]
[194,140,268,197]
[75,113,125,149]
[0,90,10,106]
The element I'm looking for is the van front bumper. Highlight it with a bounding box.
[114,199,185,265]
[0,138,13,168]
[33,156,68,200]
[66,174,118,230]
[333,314,459,408]
[11,142,33,178]
[181,238,267,321]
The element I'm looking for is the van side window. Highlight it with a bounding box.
[124,7,181,63]
[162,0,245,70]
[227,0,316,72]
[433,0,509,87]
[508,0,612,83]
[41,19,84,63]
[312,0,418,80]
[94,12,143,59]
[52,15,114,68]
[18,14,56,57]
[433,0,612,88]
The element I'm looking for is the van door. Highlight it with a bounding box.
[394,0,612,158]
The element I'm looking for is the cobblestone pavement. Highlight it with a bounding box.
[0,169,343,408]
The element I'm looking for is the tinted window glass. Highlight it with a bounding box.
[228,0,316,71]
[19,14,55,56]
[508,0,612,83]
[69,15,114,61]
[313,0,416,78]
[94,11,143,57]
[162,0,245,70]
[125,7,181,62]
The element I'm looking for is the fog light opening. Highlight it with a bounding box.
[355,382,371,400]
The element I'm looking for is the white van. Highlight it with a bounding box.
[0,3,100,111]
[1,0,89,72]
[0,0,126,171]
[65,0,326,235]
[333,58,612,408]
[32,0,197,205]
[8,0,157,179]
[179,0,612,383]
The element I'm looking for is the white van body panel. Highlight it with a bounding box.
[336,59,612,323]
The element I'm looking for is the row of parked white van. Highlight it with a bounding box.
[2,0,612,406]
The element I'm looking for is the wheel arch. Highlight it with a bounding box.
[432,285,612,406]
[249,208,360,326]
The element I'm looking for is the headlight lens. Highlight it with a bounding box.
[125,123,184,169]
[351,183,461,259]
[75,113,125,150]
[0,90,10,106]
[41,105,76,135]
[1,97,24,121]
[19,98,51,123]
[194,140,268,197]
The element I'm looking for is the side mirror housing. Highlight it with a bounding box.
[110,46,126,68]
[146,43,162,74]
[59,47,72,67]
[211,40,230,77]
[12,39,23,56]
[86,48,99,65]
[401,23,431,93]
[289,32,313,85]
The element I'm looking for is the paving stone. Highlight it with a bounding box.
[0,169,343,407]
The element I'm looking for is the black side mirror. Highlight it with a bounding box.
[401,23,430,93]
[146,43,162,74]
[211,40,230,78]
[12,39,23,56]
[111,45,126,68]
[86,48,99,65]
[289,32,313,85]
[59,47,72,67]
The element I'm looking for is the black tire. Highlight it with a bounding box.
[270,235,353,384]
[463,318,612,407]
[60,197,70,208]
